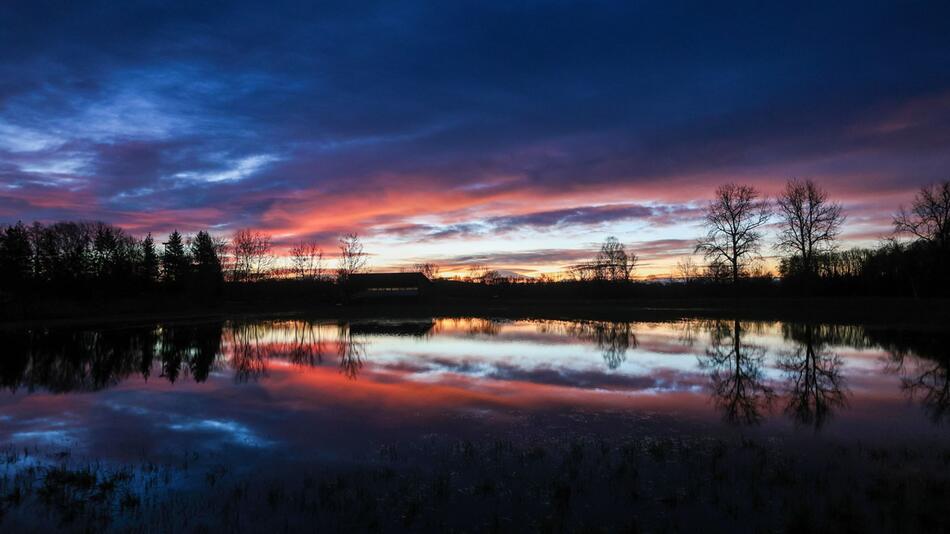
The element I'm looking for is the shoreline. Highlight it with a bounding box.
[4,296,950,330]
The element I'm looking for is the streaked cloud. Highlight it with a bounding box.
[171,154,281,184]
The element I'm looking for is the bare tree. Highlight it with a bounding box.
[481,269,502,285]
[412,262,440,279]
[290,242,324,280]
[775,179,844,274]
[894,180,950,249]
[568,261,598,282]
[231,229,273,282]
[467,263,489,282]
[596,236,636,281]
[676,256,700,283]
[696,183,771,284]
[337,233,366,282]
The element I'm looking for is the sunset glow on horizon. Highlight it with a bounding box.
[2,2,949,278]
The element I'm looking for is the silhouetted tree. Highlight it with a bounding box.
[161,230,190,286]
[568,261,596,281]
[290,242,324,280]
[675,256,700,283]
[32,221,94,284]
[776,179,844,276]
[191,231,224,291]
[467,263,489,282]
[337,233,366,282]
[568,237,636,282]
[231,229,273,281]
[894,180,950,249]
[412,262,440,279]
[0,221,34,289]
[91,222,139,284]
[480,269,502,284]
[596,236,636,281]
[140,233,159,284]
[696,183,771,284]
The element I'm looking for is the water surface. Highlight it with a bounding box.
[2,316,947,462]
[3,316,949,531]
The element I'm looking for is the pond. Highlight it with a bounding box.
[1,316,948,531]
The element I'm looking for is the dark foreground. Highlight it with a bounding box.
[3,433,948,533]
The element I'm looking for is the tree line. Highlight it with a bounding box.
[562,178,947,297]
[1,179,947,299]
[0,221,226,295]
[0,222,371,297]
[528,178,947,296]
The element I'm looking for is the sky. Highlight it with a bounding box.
[2,1,950,277]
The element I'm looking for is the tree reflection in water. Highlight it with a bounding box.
[902,357,950,423]
[288,320,329,366]
[220,319,369,381]
[878,330,950,424]
[0,324,223,392]
[700,319,775,425]
[778,324,848,430]
[337,323,366,380]
[226,321,270,383]
[539,320,638,370]
[587,322,637,370]
[3,318,950,429]
[429,317,503,337]
[157,322,222,383]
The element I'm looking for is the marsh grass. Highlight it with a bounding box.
[1,435,948,532]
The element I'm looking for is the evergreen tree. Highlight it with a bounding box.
[141,233,159,284]
[161,231,190,286]
[190,231,223,290]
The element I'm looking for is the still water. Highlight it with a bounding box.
[1,316,946,461]
[2,316,949,531]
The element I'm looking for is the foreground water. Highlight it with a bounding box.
[1,316,948,531]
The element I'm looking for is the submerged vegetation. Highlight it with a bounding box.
[2,433,949,532]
